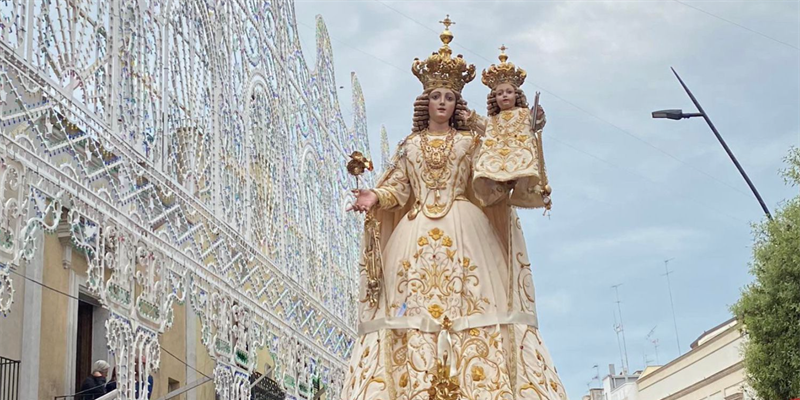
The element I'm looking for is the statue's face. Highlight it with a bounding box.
[494,82,517,111]
[428,88,457,126]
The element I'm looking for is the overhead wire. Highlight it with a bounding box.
[295,1,751,223]
[373,0,761,202]
[296,20,410,76]
[671,0,799,51]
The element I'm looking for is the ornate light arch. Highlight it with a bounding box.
[0,1,370,399]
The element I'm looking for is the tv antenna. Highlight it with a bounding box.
[586,364,600,392]
[663,258,682,355]
[645,326,660,364]
[611,284,630,374]
[643,353,654,367]
[612,310,625,375]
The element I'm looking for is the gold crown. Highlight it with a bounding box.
[481,45,527,89]
[412,15,476,93]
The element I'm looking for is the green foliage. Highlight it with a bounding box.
[732,147,800,400]
[782,147,800,187]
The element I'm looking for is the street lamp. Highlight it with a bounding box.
[652,67,772,220]
[651,109,703,120]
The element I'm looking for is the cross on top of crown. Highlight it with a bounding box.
[439,15,455,30]
[498,44,509,63]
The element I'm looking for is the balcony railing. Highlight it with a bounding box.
[0,356,20,400]
[251,372,286,400]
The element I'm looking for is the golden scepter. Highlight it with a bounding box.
[346,151,382,308]
[346,151,374,190]
[531,92,552,213]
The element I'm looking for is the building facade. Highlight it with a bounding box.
[637,319,748,400]
[0,1,370,399]
[604,369,641,400]
[583,319,749,400]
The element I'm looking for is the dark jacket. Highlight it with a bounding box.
[106,376,153,399]
[102,375,152,398]
[78,375,107,400]
[137,375,154,399]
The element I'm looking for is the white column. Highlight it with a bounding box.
[19,229,43,400]
[64,269,79,397]
[92,305,110,364]
[185,277,197,400]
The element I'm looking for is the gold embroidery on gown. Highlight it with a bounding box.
[472,46,552,210]
[341,130,567,400]
[471,107,551,209]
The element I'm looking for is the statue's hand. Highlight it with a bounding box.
[532,104,546,131]
[457,109,473,121]
[346,189,378,213]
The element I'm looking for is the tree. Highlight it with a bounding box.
[732,147,800,400]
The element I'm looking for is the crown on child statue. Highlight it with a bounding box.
[481,45,527,89]
[412,15,476,93]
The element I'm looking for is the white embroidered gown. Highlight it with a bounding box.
[341,128,566,400]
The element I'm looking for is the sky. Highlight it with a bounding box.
[293,0,799,396]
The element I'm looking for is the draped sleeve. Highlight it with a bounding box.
[371,142,412,210]
[357,135,417,322]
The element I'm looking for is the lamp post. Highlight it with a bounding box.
[652,68,772,220]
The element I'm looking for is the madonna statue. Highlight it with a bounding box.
[342,17,567,400]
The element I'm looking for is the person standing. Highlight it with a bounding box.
[78,360,110,400]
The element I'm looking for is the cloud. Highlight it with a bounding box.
[742,130,799,171]
[554,226,706,261]
[538,289,574,316]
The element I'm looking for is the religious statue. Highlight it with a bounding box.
[343,16,566,400]
[465,45,551,211]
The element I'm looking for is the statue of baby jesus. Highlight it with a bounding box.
[463,46,552,210]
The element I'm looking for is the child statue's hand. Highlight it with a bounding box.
[532,104,546,130]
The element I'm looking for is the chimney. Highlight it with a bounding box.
[609,364,616,376]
